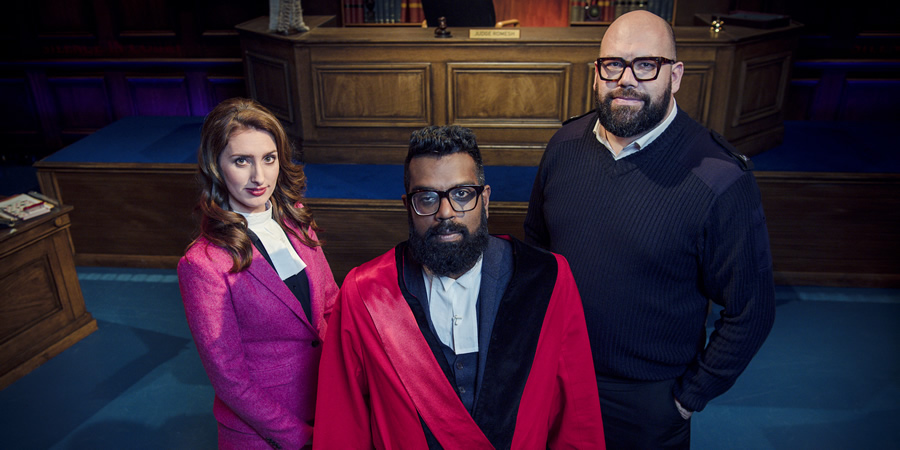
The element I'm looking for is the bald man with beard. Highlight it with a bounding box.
[526,11,776,449]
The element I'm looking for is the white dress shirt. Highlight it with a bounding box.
[422,255,483,354]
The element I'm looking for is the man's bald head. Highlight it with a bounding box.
[601,10,676,60]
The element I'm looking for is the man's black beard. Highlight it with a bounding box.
[596,82,671,138]
[408,208,490,278]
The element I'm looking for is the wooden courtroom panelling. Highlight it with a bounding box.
[1,60,245,156]
[788,61,900,122]
[1,0,264,160]
[126,76,193,116]
[35,113,898,287]
[838,79,900,121]
[307,199,407,282]
[755,172,900,287]
[37,164,198,267]
[313,64,433,126]
[731,52,791,127]
[676,62,715,127]
[114,0,177,39]
[704,36,794,153]
[0,76,44,156]
[47,76,115,132]
[245,51,298,128]
[447,63,570,127]
[36,0,96,39]
[207,75,246,105]
[306,198,528,283]
[237,16,802,165]
[309,171,900,287]
[298,38,591,163]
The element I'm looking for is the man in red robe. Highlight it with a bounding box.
[314,125,604,449]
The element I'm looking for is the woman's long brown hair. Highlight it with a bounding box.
[192,97,320,272]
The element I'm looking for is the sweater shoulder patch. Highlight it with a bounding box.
[711,130,753,171]
[549,110,595,146]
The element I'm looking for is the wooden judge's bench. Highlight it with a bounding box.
[42,16,895,289]
[236,15,802,163]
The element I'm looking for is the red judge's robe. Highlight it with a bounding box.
[314,236,604,449]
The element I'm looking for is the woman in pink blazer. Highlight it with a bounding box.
[178,98,338,449]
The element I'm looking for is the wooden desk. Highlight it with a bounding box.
[0,204,97,390]
[237,16,802,163]
[34,116,203,268]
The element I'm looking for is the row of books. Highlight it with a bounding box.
[570,0,675,23]
[343,0,426,25]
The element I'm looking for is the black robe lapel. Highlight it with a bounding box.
[472,237,557,448]
[392,238,558,449]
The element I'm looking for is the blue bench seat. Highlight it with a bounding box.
[751,121,898,173]
[40,117,898,202]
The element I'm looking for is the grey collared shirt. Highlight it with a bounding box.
[594,98,679,160]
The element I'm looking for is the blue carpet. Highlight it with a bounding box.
[0,267,898,449]
[696,292,900,449]
[0,267,216,450]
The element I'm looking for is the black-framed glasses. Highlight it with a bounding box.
[595,57,675,82]
[407,185,485,216]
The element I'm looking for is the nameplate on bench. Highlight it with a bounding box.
[469,29,520,39]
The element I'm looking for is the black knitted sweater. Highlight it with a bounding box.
[525,109,775,412]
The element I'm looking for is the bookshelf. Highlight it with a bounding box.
[342,0,425,26]
[570,0,678,25]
